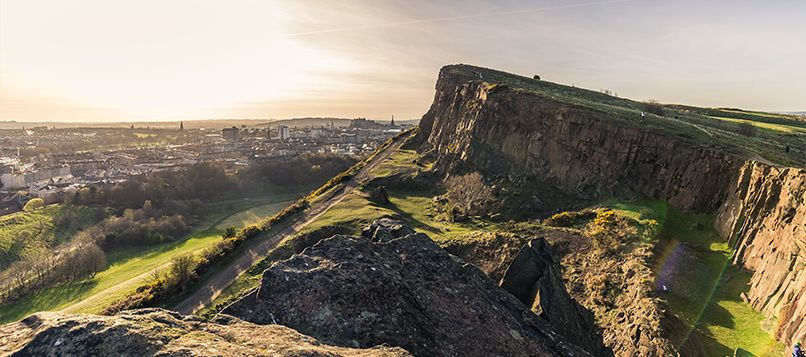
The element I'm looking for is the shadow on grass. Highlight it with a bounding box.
[0,278,100,324]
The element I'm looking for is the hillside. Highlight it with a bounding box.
[0,204,99,270]
[3,65,802,356]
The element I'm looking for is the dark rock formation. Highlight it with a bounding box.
[715,162,805,346]
[0,308,411,356]
[223,223,589,356]
[499,239,610,356]
[415,64,806,348]
[415,64,741,213]
[368,185,391,205]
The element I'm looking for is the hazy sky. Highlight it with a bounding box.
[1,0,804,122]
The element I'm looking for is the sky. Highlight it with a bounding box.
[0,0,804,122]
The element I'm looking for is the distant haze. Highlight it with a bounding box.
[1,0,804,122]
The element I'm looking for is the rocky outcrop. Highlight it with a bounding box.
[416,64,805,348]
[0,308,411,356]
[415,65,741,212]
[715,162,806,346]
[499,238,610,356]
[223,221,589,356]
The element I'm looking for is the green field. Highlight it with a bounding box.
[0,193,300,323]
[0,204,99,270]
[596,199,782,355]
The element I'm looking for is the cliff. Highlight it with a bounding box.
[415,64,805,347]
[415,65,743,212]
[716,162,806,346]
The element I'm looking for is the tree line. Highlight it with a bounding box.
[0,154,356,305]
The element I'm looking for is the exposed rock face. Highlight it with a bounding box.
[361,217,415,242]
[0,308,411,356]
[223,223,589,356]
[416,64,805,348]
[499,238,610,356]
[715,162,806,346]
[415,65,741,212]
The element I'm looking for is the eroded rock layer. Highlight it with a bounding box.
[223,224,589,356]
[415,64,806,347]
[0,308,411,356]
[716,162,806,346]
[499,238,610,356]
[415,65,741,212]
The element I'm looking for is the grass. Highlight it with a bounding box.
[0,204,98,269]
[635,202,784,356]
[367,148,421,177]
[708,116,806,134]
[0,193,300,323]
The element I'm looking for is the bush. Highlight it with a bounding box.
[23,198,45,211]
[445,172,494,217]
[642,100,665,117]
[544,210,595,227]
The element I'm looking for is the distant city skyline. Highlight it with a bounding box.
[1,0,804,122]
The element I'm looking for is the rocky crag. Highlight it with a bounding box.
[716,162,805,346]
[499,238,610,356]
[414,64,805,347]
[0,308,411,356]
[223,219,590,356]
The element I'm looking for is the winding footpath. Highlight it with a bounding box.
[174,137,406,314]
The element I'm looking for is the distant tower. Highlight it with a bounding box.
[390,115,395,127]
[331,119,335,128]
[180,121,184,131]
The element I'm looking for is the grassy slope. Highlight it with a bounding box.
[599,200,783,355]
[446,65,805,167]
[0,204,98,269]
[0,193,301,323]
[198,141,782,355]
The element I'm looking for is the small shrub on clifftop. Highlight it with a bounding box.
[642,100,665,117]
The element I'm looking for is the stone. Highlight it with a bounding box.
[499,238,610,356]
[223,221,589,356]
[0,308,411,356]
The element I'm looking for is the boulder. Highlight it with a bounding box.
[368,185,391,205]
[499,238,610,356]
[361,217,415,242]
[223,222,589,356]
[0,308,410,356]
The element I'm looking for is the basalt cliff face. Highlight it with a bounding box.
[416,65,805,347]
[415,66,742,213]
[716,163,806,346]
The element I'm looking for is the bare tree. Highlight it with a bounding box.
[445,172,495,217]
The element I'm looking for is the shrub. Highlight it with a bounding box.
[445,172,494,217]
[642,100,665,117]
[544,210,595,227]
[23,198,45,211]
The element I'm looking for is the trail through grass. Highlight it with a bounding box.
[0,193,300,323]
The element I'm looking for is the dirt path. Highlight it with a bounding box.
[58,197,298,314]
[173,137,406,314]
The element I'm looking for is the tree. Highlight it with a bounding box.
[445,172,495,217]
[23,198,45,211]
